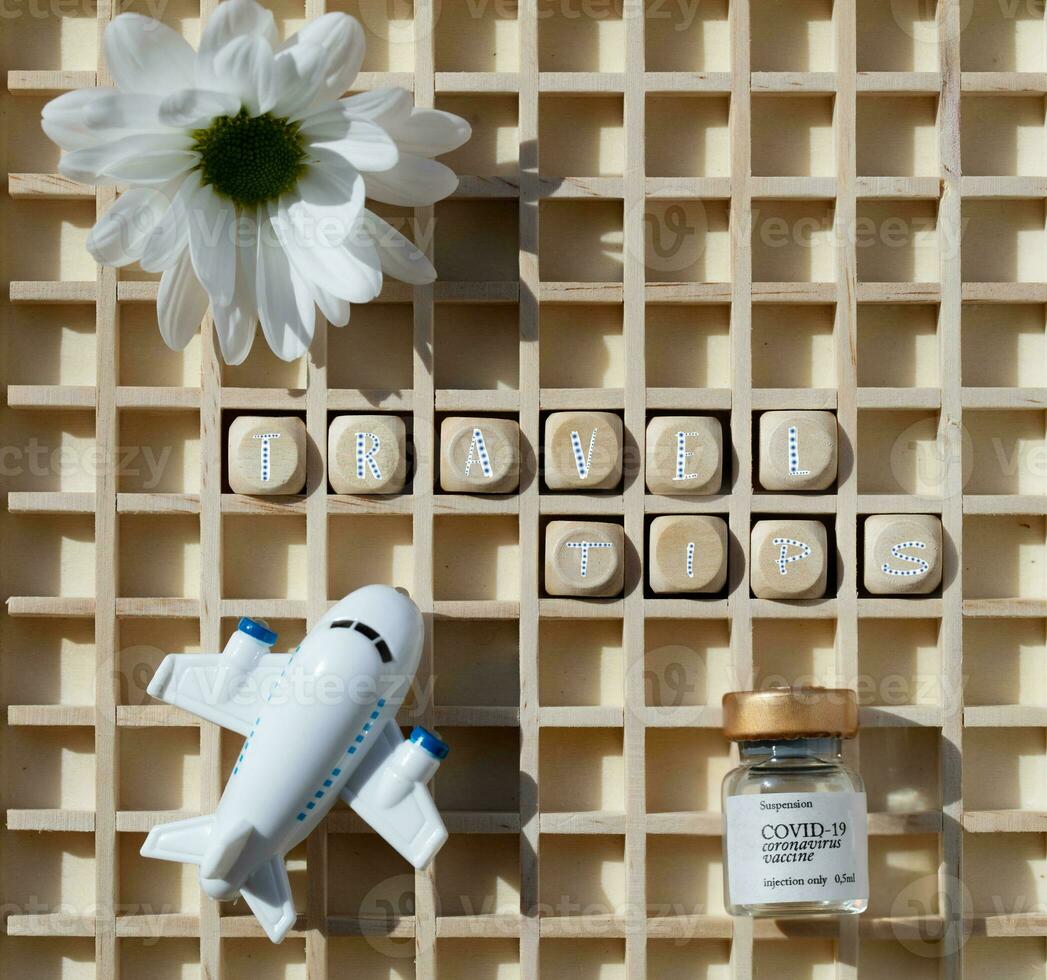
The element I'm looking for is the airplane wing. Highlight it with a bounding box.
[146,652,291,736]
[340,720,448,869]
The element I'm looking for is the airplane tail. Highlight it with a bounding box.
[141,815,296,943]
[241,856,297,943]
[140,813,215,866]
[140,814,254,875]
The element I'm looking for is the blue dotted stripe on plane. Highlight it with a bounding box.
[233,714,263,777]
[234,645,300,777]
[295,699,386,822]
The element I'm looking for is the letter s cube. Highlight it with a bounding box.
[863,514,942,595]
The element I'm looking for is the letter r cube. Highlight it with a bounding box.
[328,415,407,495]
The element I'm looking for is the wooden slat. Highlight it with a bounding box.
[411,8,438,979]
[622,11,646,974]
[728,0,755,976]
[517,3,541,978]
[835,4,861,974]
[7,69,96,93]
[938,3,965,977]
[304,1,331,971]
[91,6,119,979]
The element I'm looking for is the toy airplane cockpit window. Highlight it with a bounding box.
[139,584,449,943]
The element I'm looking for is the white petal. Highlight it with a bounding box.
[213,228,259,366]
[104,14,196,95]
[42,89,166,150]
[140,171,200,273]
[299,99,403,143]
[312,284,350,327]
[199,0,277,88]
[271,42,327,117]
[213,35,277,115]
[385,107,472,157]
[363,154,459,206]
[275,200,381,304]
[286,165,364,247]
[58,132,194,185]
[160,88,241,128]
[87,187,170,267]
[308,120,398,173]
[158,248,209,351]
[285,13,365,105]
[106,150,199,185]
[214,301,258,364]
[363,210,436,285]
[257,207,316,361]
[187,184,237,307]
[335,88,412,128]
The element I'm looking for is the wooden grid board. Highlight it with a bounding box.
[5,0,1047,977]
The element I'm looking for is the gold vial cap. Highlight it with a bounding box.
[722,687,859,741]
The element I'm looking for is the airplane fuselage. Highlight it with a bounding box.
[201,591,422,899]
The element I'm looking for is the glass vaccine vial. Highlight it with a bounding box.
[721,687,869,917]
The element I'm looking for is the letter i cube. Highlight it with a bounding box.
[545,521,625,597]
[328,415,407,494]
[646,416,723,495]
[758,411,837,491]
[229,416,307,495]
[649,515,728,594]
[440,417,521,493]
[751,519,828,599]
[863,514,942,595]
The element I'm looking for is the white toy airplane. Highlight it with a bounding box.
[140,584,448,943]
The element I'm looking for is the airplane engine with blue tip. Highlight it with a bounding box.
[140,584,449,942]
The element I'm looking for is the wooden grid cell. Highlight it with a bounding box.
[751,95,835,178]
[436,94,520,178]
[961,303,1047,388]
[646,95,731,179]
[858,304,939,388]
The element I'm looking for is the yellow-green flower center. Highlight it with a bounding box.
[192,109,307,209]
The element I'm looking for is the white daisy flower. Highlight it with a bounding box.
[41,0,470,363]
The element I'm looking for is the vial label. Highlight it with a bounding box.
[725,791,868,907]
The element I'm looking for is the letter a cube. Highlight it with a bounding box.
[440,417,521,493]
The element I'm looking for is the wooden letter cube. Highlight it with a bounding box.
[229,416,306,496]
[649,515,728,594]
[544,411,623,490]
[440,417,520,493]
[751,519,828,600]
[646,416,723,495]
[329,415,407,495]
[864,514,942,595]
[758,410,838,491]
[545,521,625,597]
